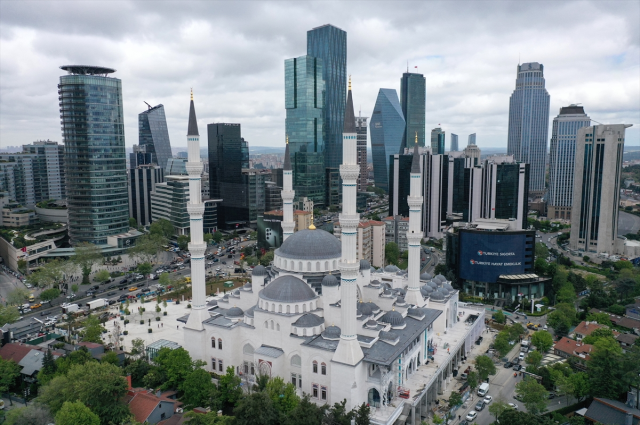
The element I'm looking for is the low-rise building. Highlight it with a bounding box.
[573,321,612,340]
[334,219,385,268]
[553,337,593,370]
[126,385,179,425]
[2,203,37,227]
[584,398,640,425]
[382,215,409,252]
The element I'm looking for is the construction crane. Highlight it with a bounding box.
[144,101,152,110]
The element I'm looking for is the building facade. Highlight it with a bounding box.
[138,104,172,171]
[400,72,426,148]
[334,219,385,268]
[570,124,631,254]
[150,175,190,235]
[430,128,445,155]
[507,62,550,196]
[548,105,591,221]
[58,65,129,245]
[370,89,405,192]
[355,114,368,192]
[383,215,410,251]
[467,133,476,146]
[129,165,164,227]
[450,134,458,152]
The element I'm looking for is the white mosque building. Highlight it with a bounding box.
[182,86,486,425]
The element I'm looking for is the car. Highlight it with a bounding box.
[141,288,150,293]
[504,361,513,368]
[465,411,477,421]
[543,324,548,330]
[129,287,138,292]
[87,291,94,297]
[513,364,522,371]
[67,294,76,299]
[484,395,493,404]
[548,392,556,399]
[118,295,128,300]
[508,403,518,410]
[519,352,525,360]
[475,401,485,411]
[25,283,33,289]
[512,357,520,364]
[107,291,116,296]
[460,373,468,380]
[108,285,116,289]
[91,285,100,290]
[30,303,42,309]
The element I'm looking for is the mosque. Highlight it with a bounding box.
[181,85,486,425]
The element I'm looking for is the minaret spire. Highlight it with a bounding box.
[405,134,425,307]
[281,135,295,241]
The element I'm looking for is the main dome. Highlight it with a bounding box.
[260,275,317,303]
[275,229,341,260]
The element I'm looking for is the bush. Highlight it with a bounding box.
[187,304,192,309]
[148,328,152,333]
[163,312,167,316]
[155,317,161,321]
[124,319,129,324]
[140,320,144,324]
[123,331,128,335]
[175,301,180,305]
[120,316,124,321]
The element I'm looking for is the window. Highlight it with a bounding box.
[291,374,297,386]
[264,321,268,328]
[218,359,223,372]
[251,363,255,375]
[270,320,274,330]
[277,323,280,331]
[291,355,301,367]
[321,363,326,375]
[244,363,249,374]
[312,383,318,398]
[218,338,222,350]
[321,386,327,400]
[313,361,318,373]
[212,358,216,369]
[211,337,216,348]
[161,413,166,420]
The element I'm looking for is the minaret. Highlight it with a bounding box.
[281,137,295,242]
[184,90,209,332]
[405,134,426,307]
[333,77,364,365]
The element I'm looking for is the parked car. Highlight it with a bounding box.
[513,364,522,371]
[475,401,485,411]
[465,411,477,421]
[483,395,492,404]
[504,361,513,368]
[508,403,518,410]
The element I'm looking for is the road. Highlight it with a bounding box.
[0,269,23,306]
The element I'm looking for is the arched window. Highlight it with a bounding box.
[313,360,318,373]
[278,305,282,313]
[307,262,311,271]
[298,261,302,271]
[272,303,275,312]
[284,260,287,269]
[303,328,307,336]
[333,260,337,269]
[270,320,274,330]
[316,262,320,271]
[218,338,222,350]
[321,363,327,375]
[264,321,268,328]
[291,355,301,367]
[211,337,216,348]
[277,323,280,331]
[309,302,313,311]
[295,305,299,313]
[324,261,328,270]
[286,305,290,313]
[243,344,254,355]
[303,304,307,312]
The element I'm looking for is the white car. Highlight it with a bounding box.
[543,324,548,330]
[508,403,518,410]
[465,411,477,421]
[25,283,33,289]
[483,395,492,404]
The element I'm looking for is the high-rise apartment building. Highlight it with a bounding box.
[129,164,164,227]
[450,134,459,152]
[307,24,347,207]
[548,105,591,221]
[58,65,129,245]
[284,55,326,207]
[333,219,385,267]
[400,72,426,148]
[150,175,190,235]
[467,133,476,146]
[138,104,172,170]
[570,124,631,254]
[370,89,405,192]
[355,114,368,192]
[507,62,550,196]
[431,127,445,154]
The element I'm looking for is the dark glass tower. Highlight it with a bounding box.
[138,104,172,170]
[400,72,426,148]
[307,24,347,206]
[58,65,129,245]
[284,55,326,207]
[370,89,405,192]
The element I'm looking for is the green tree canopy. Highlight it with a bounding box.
[526,350,543,369]
[493,332,512,357]
[233,391,279,425]
[535,242,549,259]
[531,330,554,352]
[582,327,616,345]
[282,394,326,425]
[93,270,111,284]
[39,288,61,304]
[184,411,232,425]
[149,218,175,239]
[0,305,20,326]
[488,399,509,423]
[154,347,200,391]
[3,404,54,425]
[385,242,400,265]
[213,231,223,243]
[177,234,190,251]
[0,358,20,394]
[182,368,217,409]
[515,378,548,415]
[475,355,496,381]
[466,371,479,391]
[585,312,612,326]
[129,217,138,228]
[136,262,153,276]
[101,351,120,366]
[259,250,274,267]
[218,366,243,410]
[265,376,299,415]
[547,303,576,337]
[7,287,30,306]
[28,259,71,289]
[129,233,166,263]
[587,337,625,398]
[55,401,100,425]
[494,309,506,324]
[72,243,102,284]
[81,315,105,344]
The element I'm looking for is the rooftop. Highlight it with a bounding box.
[60,65,116,76]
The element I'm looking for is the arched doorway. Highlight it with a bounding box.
[368,388,381,408]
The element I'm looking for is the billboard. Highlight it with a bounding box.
[257,212,283,250]
[459,231,527,282]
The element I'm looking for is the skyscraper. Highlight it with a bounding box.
[307,24,347,207]
[400,72,426,148]
[370,89,405,192]
[138,104,172,170]
[58,65,129,245]
[507,62,550,196]
[570,124,631,254]
[284,55,326,207]
[467,133,476,146]
[355,114,368,192]
[431,127,445,154]
[548,105,591,220]
[129,164,164,227]
[450,133,459,152]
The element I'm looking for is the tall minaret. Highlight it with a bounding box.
[333,77,364,365]
[184,90,208,332]
[281,137,295,242]
[405,134,426,307]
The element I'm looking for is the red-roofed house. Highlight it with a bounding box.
[0,342,34,363]
[572,321,619,340]
[127,388,178,424]
[553,337,593,370]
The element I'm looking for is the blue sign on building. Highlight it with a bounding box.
[459,232,527,282]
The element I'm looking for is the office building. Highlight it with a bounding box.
[481,160,529,230]
[129,164,164,227]
[58,65,129,245]
[388,154,412,218]
[570,124,631,254]
[467,133,476,146]
[264,181,283,212]
[400,72,426,148]
[165,158,187,175]
[548,105,591,220]
[370,88,405,192]
[243,169,266,227]
[150,175,190,235]
[307,24,347,206]
[138,104,172,170]
[333,219,385,268]
[284,55,326,207]
[382,215,409,251]
[507,62,551,196]
[325,168,340,207]
[355,114,368,192]
[430,128,445,155]
[450,134,459,152]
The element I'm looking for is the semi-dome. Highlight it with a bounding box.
[226,306,244,317]
[360,259,371,270]
[322,325,341,340]
[252,265,267,276]
[420,272,432,280]
[275,229,341,260]
[434,274,447,283]
[321,274,339,287]
[260,275,317,303]
[293,313,324,328]
[384,265,400,273]
[379,310,405,327]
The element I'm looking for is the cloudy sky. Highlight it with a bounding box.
[1,0,639,150]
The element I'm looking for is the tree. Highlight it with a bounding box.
[213,231,223,244]
[283,394,326,425]
[55,401,100,425]
[182,368,217,408]
[129,233,166,263]
[447,392,462,423]
[385,242,400,265]
[582,327,616,345]
[54,346,94,376]
[0,305,20,325]
[587,337,625,398]
[177,234,190,251]
[497,410,542,425]
[547,303,576,337]
[7,287,29,305]
[466,371,479,392]
[515,378,548,415]
[488,399,509,423]
[615,277,637,298]
[233,391,279,425]
[158,272,173,288]
[27,259,71,289]
[101,351,120,366]
[324,399,356,425]
[39,288,61,305]
[534,258,548,275]
[184,411,232,425]
[3,404,54,425]
[154,347,198,391]
[72,242,102,284]
[265,376,299,415]
[38,349,58,385]
[494,332,512,357]
[93,270,111,284]
[535,242,549,259]
[17,258,27,274]
[494,309,506,324]
[71,283,79,294]
[204,233,213,244]
[531,330,554,352]
[526,350,543,369]
[129,217,138,228]
[569,372,590,402]
[124,359,151,386]
[555,374,575,406]
[509,323,526,340]
[260,250,274,267]
[136,262,153,277]
[353,402,371,425]
[218,366,243,410]
[474,355,496,381]
[0,358,20,395]
[149,218,174,239]
[81,315,105,344]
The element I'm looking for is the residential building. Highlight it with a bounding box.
[573,320,616,340]
[584,398,640,425]
[626,299,640,320]
[58,65,129,245]
[431,127,445,155]
[400,72,426,148]
[548,105,591,221]
[0,342,63,382]
[370,88,405,192]
[129,164,164,227]
[284,55,326,207]
[0,154,36,206]
[450,134,458,152]
[507,62,551,196]
[1,203,37,227]
[307,24,347,207]
[553,337,593,370]
[570,124,631,254]
[150,176,190,235]
[138,104,172,170]
[294,196,314,213]
[265,181,283,212]
[334,219,385,268]
[126,386,178,425]
[355,114,368,192]
[382,215,410,251]
[467,133,476,146]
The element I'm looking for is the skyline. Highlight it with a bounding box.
[0,1,639,149]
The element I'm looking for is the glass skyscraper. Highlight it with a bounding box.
[138,104,172,170]
[450,133,459,152]
[468,133,476,146]
[430,127,445,154]
[370,88,405,192]
[400,72,426,148]
[58,65,129,245]
[307,24,347,206]
[507,62,550,196]
[284,55,326,207]
[547,105,591,221]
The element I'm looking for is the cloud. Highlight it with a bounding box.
[0,0,638,150]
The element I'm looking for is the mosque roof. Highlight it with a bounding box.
[321,274,339,287]
[360,259,371,270]
[322,325,341,340]
[260,275,317,303]
[293,313,324,327]
[252,265,267,276]
[420,272,432,280]
[226,307,244,317]
[275,229,341,260]
[379,310,404,327]
[384,265,400,273]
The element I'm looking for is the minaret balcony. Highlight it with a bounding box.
[185,163,203,175]
[339,164,360,181]
[187,204,205,215]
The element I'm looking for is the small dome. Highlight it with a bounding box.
[379,310,405,327]
[420,272,432,280]
[384,265,400,273]
[322,325,341,340]
[444,283,454,293]
[275,229,341,260]
[396,270,405,276]
[252,265,267,276]
[427,281,438,289]
[226,306,244,317]
[293,313,324,328]
[358,303,373,316]
[370,280,381,288]
[430,291,445,301]
[370,267,376,273]
[420,285,433,297]
[321,274,339,287]
[243,282,252,290]
[407,307,423,316]
[360,259,371,270]
[366,302,380,313]
[437,287,448,296]
[434,274,447,283]
[260,275,317,303]
[365,319,378,329]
